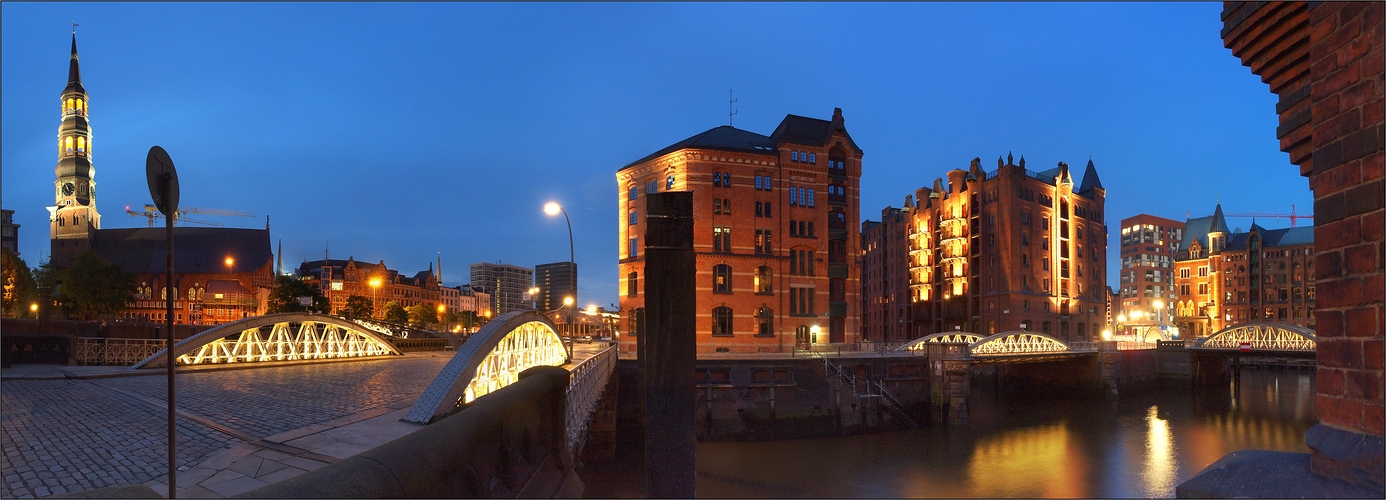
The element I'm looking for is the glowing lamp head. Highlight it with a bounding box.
[437,304,445,313]
[369,278,382,288]
[544,202,562,216]
[224,257,234,268]
[1102,328,1112,341]
[1117,314,1126,322]
[810,325,821,335]
[29,303,38,312]
[484,310,491,318]
[586,305,597,315]
[563,296,574,306]
[1153,300,1164,309]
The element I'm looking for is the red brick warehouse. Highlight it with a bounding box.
[617,109,862,354]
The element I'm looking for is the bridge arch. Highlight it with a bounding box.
[968,330,1076,356]
[404,311,568,424]
[895,331,984,351]
[1192,323,1317,352]
[132,313,402,369]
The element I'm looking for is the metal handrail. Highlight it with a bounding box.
[565,342,617,457]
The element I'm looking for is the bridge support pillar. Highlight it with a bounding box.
[642,192,695,498]
[942,359,970,425]
[1098,341,1120,398]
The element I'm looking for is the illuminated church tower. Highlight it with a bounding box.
[49,32,101,267]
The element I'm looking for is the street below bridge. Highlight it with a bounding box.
[1,343,607,499]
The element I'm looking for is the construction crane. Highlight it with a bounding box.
[1225,204,1314,227]
[125,204,254,228]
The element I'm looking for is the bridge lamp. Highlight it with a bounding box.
[29,303,38,318]
[586,304,598,315]
[1102,328,1112,341]
[810,325,821,344]
[528,286,540,310]
[224,256,234,270]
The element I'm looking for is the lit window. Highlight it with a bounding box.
[713,264,732,293]
[667,175,676,190]
[712,306,733,335]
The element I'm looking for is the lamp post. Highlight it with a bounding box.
[529,286,541,311]
[369,278,382,319]
[29,303,38,319]
[437,304,446,331]
[560,296,575,359]
[544,202,576,321]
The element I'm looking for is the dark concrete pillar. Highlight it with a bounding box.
[942,345,971,425]
[641,192,695,498]
[1099,341,1120,397]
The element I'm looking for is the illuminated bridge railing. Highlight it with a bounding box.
[404,311,568,424]
[970,331,1077,356]
[75,338,166,366]
[1192,323,1317,352]
[896,332,984,351]
[131,313,401,369]
[566,341,616,456]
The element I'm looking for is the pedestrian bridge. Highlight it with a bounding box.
[1190,323,1317,354]
[896,330,1098,363]
[132,313,402,368]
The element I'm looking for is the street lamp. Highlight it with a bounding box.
[437,304,446,330]
[529,286,541,311]
[368,278,382,319]
[29,303,38,319]
[544,202,576,320]
[560,295,575,359]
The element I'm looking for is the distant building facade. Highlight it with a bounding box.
[1172,204,1316,337]
[470,262,534,314]
[861,205,913,342]
[535,261,577,312]
[616,108,863,353]
[2,209,17,253]
[1117,214,1184,314]
[296,259,440,319]
[906,155,1109,342]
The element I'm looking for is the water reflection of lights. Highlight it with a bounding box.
[1143,406,1177,495]
[966,423,1085,497]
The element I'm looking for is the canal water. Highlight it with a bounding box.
[691,366,1316,498]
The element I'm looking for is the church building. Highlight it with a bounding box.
[46,33,274,324]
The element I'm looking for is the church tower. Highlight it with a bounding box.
[50,32,100,267]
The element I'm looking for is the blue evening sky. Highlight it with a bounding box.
[2,3,1313,308]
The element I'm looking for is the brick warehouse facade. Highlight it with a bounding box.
[617,109,862,353]
[1172,204,1316,337]
[906,155,1109,341]
[862,205,914,342]
[1222,0,1383,490]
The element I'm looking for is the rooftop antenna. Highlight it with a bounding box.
[71,20,79,34]
[728,89,738,127]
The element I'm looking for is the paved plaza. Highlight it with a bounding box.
[1,354,453,498]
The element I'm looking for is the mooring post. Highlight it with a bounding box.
[642,192,695,498]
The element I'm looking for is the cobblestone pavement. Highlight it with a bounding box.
[1,356,450,498]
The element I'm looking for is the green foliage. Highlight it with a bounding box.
[406,303,438,326]
[58,250,136,320]
[439,310,461,329]
[382,301,408,323]
[1,247,38,318]
[458,310,479,330]
[267,275,330,314]
[343,295,374,319]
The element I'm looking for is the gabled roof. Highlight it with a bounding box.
[1077,159,1104,193]
[297,258,389,277]
[621,125,774,170]
[768,111,863,153]
[1177,215,1218,257]
[93,227,271,275]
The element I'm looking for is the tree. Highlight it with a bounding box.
[439,310,461,331]
[406,303,437,326]
[458,310,479,330]
[382,301,408,323]
[342,295,373,320]
[58,250,136,320]
[266,275,329,314]
[1,248,38,318]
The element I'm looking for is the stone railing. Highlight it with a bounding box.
[74,338,166,366]
[236,366,582,498]
[386,337,450,353]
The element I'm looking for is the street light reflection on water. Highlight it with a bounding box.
[692,366,1315,498]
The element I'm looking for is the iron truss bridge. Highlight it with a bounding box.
[1190,323,1317,354]
[896,330,1100,364]
[132,313,401,369]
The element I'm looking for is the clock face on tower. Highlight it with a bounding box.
[61,182,75,196]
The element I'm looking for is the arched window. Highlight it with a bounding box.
[1060,199,1069,219]
[1060,321,1069,340]
[666,175,676,190]
[1077,323,1086,341]
[796,325,810,344]
[66,98,75,114]
[713,264,732,293]
[76,99,84,114]
[712,306,733,336]
[1042,321,1052,334]
[755,266,772,294]
[1021,320,1032,331]
[77,137,85,153]
[755,307,773,336]
[627,271,638,297]
[65,136,74,153]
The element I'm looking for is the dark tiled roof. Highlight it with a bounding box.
[92,227,271,275]
[768,113,863,153]
[297,259,389,277]
[206,279,250,296]
[1078,159,1104,193]
[1224,225,1314,251]
[1177,204,1231,256]
[621,125,775,170]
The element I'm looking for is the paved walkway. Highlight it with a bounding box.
[1,353,452,498]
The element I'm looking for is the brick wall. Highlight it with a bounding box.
[1305,1,1384,437]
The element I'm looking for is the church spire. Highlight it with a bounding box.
[66,32,85,94]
